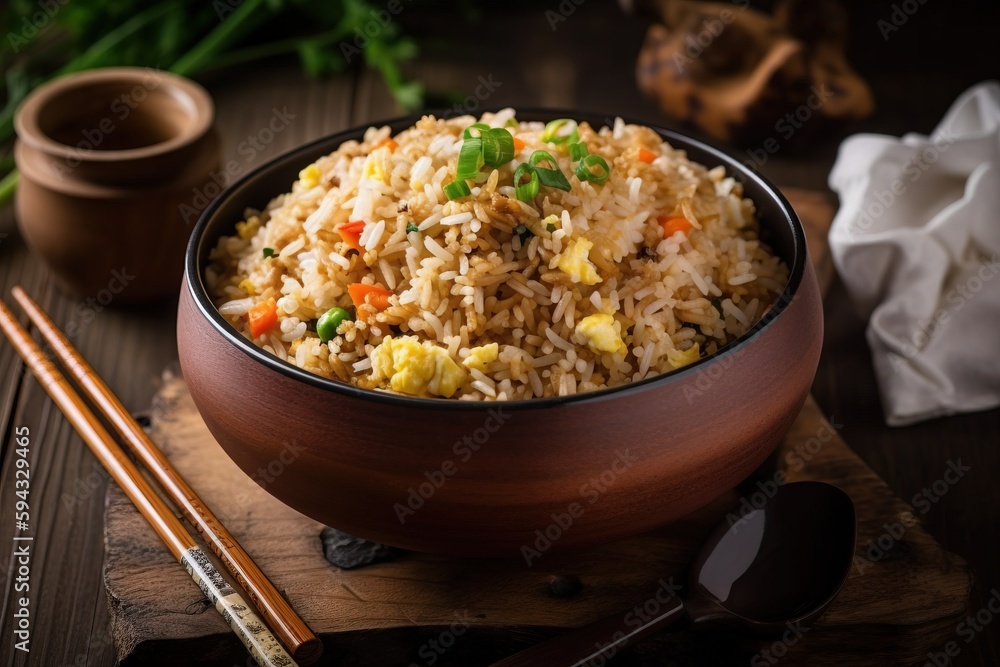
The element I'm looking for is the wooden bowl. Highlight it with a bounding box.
[177,112,823,557]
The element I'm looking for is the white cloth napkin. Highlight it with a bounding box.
[828,81,1000,426]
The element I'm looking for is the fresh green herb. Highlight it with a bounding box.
[528,150,559,170]
[262,247,275,259]
[462,123,491,140]
[575,154,611,183]
[481,128,515,167]
[456,137,484,180]
[405,222,419,233]
[541,118,579,145]
[513,164,540,202]
[569,141,589,161]
[528,150,571,191]
[444,180,471,200]
[316,306,352,343]
[457,125,515,180]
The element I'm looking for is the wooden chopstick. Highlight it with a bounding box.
[10,287,322,663]
[0,293,300,667]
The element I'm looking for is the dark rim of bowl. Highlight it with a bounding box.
[185,108,807,411]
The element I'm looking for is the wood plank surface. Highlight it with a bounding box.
[1,3,999,666]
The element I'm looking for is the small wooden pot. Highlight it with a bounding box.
[14,67,220,303]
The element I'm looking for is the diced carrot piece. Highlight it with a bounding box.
[638,148,657,163]
[246,298,278,338]
[374,138,398,152]
[348,283,393,316]
[338,220,366,253]
[513,137,526,152]
[658,215,693,239]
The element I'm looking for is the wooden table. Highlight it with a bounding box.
[2,3,998,665]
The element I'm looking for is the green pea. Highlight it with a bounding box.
[317,307,352,342]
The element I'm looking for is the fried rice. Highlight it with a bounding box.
[206,109,788,401]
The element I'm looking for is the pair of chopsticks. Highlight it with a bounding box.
[0,287,321,667]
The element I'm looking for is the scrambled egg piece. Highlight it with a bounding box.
[238,279,256,296]
[541,214,560,233]
[299,164,321,189]
[369,336,466,398]
[463,343,499,372]
[235,216,261,240]
[556,237,602,285]
[362,148,390,184]
[667,343,701,369]
[575,314,626,355]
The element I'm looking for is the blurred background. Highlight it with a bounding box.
[1,0,998,199]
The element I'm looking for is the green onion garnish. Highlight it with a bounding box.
[406,223,419,233]
[262,247,275,258]
[513,164,540,202]
[456,137,484,180]
[535,168,571,191]
[463,123,490,140]
[482,128,515,168]
[541,118,579,145]
[569,141,589,161]
[546,223,557,233]
[444,180,471,200]
[457,125,516,179]
[528,150,571,191]
[575,154,611,183]
[529,150,559,170]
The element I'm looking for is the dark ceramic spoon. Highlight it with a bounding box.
[490,481,856,666]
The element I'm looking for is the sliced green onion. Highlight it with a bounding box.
[482,128,515,167]
[528,150,571,191]
[463,123,491,140]
[541,118,579,145]
[513,164,540,202]
[406,222,419,233]
[456,137,484,180]
[569,141,589,161]
[262,247,275,259]
[575,154,611,183]
[444,180,472,200]
[528,150,559,170]
[546,222,557,233]
[535,167,571,191]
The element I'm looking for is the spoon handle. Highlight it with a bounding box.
[489,596,685,666]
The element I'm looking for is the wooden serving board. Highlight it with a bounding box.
[102,190,971,666]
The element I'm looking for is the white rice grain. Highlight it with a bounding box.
[423,236,454,261]
[441,211,473,226]
[363,219,385,251]
[218,298,254,316]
